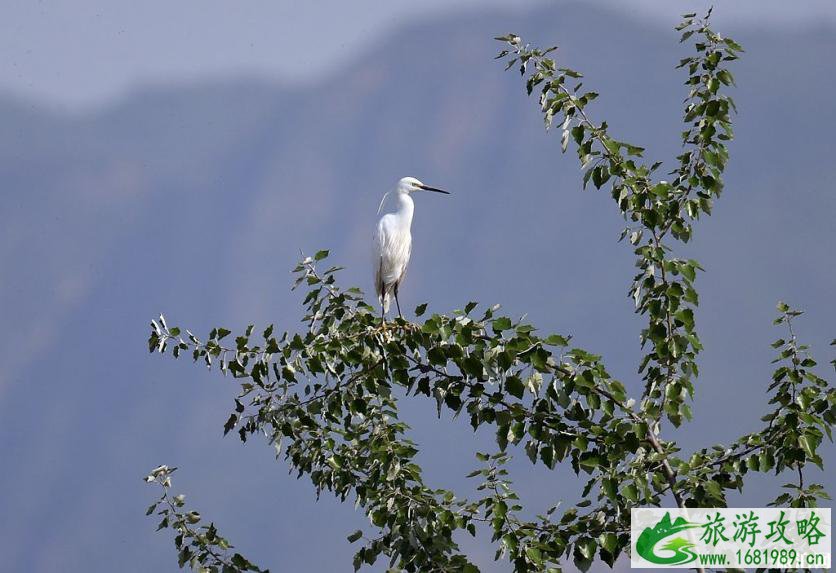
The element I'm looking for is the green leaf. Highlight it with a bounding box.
[525,546,542,563]
[545,334,569,346]
[602,478,617,501]
[223,414,238,436]
[600,532,617,554]
[505,376,525,399]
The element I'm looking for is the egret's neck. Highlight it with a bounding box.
[393,192,414,226]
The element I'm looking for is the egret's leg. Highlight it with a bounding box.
[394,283,403,319]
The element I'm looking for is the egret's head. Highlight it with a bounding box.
[396,176,450,195]
[379,177,450,213]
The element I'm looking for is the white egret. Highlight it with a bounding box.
[373,176,450,321]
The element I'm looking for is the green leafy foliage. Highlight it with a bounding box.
[144,10,833,573]
[148,257,644,571]
[146,260,832,571]
[495,9,743,430]
[144,465,267,572]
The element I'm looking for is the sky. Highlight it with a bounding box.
[2,0,835,110]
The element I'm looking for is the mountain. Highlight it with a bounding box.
[0,4,833,571]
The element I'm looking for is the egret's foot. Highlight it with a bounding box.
[395,316,417,331]
[397,319,416,331]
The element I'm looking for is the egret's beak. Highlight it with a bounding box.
[417,184,450,194]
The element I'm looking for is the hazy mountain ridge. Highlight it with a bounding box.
[0,4,833,571]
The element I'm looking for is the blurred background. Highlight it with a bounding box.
[1,1,834,571]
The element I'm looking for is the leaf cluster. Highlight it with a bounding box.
[146,258,832,571]
[144,465,267,573]
[496,10,742,430]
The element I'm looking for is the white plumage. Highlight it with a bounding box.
[373,176,449,319]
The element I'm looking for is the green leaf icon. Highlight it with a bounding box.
[636,512,699,565]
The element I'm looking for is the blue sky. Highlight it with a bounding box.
[2,0,835,109]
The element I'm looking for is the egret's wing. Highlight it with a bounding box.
[373,222,386,299]
[398,240,412,285]
[373,215,412,291]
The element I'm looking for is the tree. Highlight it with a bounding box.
[144,10,834,573]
